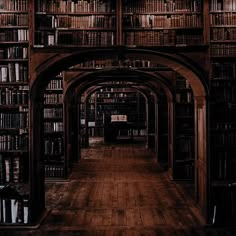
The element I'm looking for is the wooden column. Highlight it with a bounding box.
[168,100,174,179]
[154,101,159,159]
[146,95,155,150]
[194,96,208,223]
[84,96,89,148]
[29,98,45,224]
[64,98,71,176]
[145,100,149,149]
[77,96,81,160]
[203,0,210,45]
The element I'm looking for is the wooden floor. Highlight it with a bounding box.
[1,140,236,235]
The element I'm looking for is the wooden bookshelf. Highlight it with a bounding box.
[173,75,194,180]
[0,0,29,226]
[122,0,203,47]
[80,80,147,144]
[34,0,116,47]
[43,74,65,179]
[209,0,236,225]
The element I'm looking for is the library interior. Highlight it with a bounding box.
[0,0,236,235]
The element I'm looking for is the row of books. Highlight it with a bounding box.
[96,103,136,111]
[211,62,236,79]
[46,79,63,90]
[97,92,136,98]
[0,64,28,83]
[44,94,63,104]
[98,88,135,93]
[123,0,202,13]
[36,15,116,29]
[132,129,147,136]
[44,137,64,156]
[210,44,236,56]
[210,0,236,11]
[213,151,236,180]
[0,29,29,42]
[99,81,135,85]
[0,155,23,183]
[213,122,236,130]
[74,59,114,69]
[44,122,64,133]
[212,132,236,146]
[36,0,115,14]
[0,193,29,224]
[56,30,115,46]
[96,98,137,104]
[75,59,160,69]
[35,30,115,46]
[211,85,236,103]
[36,14,203,30]
[0,46,28,59]
[44,108,63,119]
[0,0,28,11]
[123,14,202,28]
[44,165,64,178]
[123,30,203,46]
[0,134,28,151]
[0,14,28,27]
[211,28,236,41]
[210,13,236,25]
[0,113,28,129]
[0,87,28,105]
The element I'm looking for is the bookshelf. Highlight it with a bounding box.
[33,0,205,48]
[43,74,65,179]
[122,0,203,46]
[98,85,146,142]
[80,93,98,147]
[209,0,236,225]
[174,75,194,180]
[80,81,147,144]
[210,0,236,57]
[34,0,116,47]
[0,0,29,225]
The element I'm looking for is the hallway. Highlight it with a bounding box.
[2,142,236,235]
[45,143,202,232]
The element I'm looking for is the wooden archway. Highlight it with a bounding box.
[63,68,174,163]
[29,49,208,224]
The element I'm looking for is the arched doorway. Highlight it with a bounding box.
[63,68,174,161]
[78,84,151,149]
[29,49,208,224]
